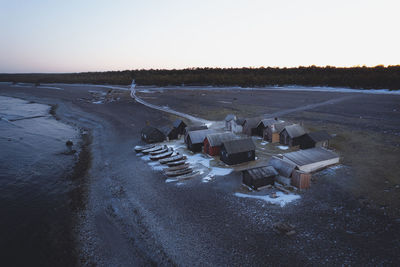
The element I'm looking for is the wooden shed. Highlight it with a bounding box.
[203,132,236,156]
[242,166,278,190]
[186,129,215,152]
[282,147,340,173]
[184,125,208,143]
[173,119,187,135]
[224,114,237,131]
[263,121,292,143]
[291,170,311,189]
[299,131,332,149]
[220,138,256,165]
[229,118,245,133]
[242,117,261,136]
[279,124,306,147]
[141,126,166,143]
[161,126,179,141]
[255,118,278,137]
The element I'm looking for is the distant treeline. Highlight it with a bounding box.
[1,65,399,90]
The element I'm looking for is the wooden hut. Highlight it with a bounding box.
[173,119,187,135]
[268,156,298,186]
[224,114,236,131]
[282,147,339,173]
[242,117,261,136]
[203,132,236,156]
[291,170,311,189]
[279,124,306,147]
[220,138,256,165]
[255,118,278,137]
[242,166,278,190]
[141,126,166,143]
[186,129,214,152]
[184,125,208,143]
[161,126,179,141]
[263,121,292,143]
[229,118,245,133]
[299,131,332,149]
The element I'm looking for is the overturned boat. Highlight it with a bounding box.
[167,159,186,167]
[142,145,163,154]
[159,154,187,164]
[134,144,155,153]
[165,167,193,177]
[164,163,190,172]
[150,150,173,161]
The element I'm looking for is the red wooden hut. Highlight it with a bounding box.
[203,132,236,156]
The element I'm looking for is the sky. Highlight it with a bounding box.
[0,0,399,73]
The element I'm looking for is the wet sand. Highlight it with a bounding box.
[1,83,399,266]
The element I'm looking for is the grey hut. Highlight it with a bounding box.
[263,121,292,143]
[255,118,278,137]
[268,156,298,186]
[184,125,208,143]
[279,124,307,147]
[141,126,166,143]
[161,126,179,141]
[173,119,187,135]
[242,117,262,136]
[220,138,256,165]
[186,129,214,152]
[300,131,332,149]
[224,114,237,131]
[242,166,278,190]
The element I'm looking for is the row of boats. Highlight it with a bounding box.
[135,144,195,177]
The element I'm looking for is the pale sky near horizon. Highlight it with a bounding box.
[0,0,399,73]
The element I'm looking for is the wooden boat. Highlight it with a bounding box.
[134,144,155,153]
[142,146,163,154]
[164,164,190,172]
[159,154,186,164]
[165,167,193,177]
[174,171,200,180]
[167,160,186,167]
[150,147,170,156]
[150,150,173,161]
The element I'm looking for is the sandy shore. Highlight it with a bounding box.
[1,83,399,266]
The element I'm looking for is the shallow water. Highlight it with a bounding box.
[0,96,80,266]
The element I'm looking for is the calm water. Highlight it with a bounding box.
[0,96,79,266]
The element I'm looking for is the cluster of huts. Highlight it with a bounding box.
[225,114,332,149]
[140,115,339,191]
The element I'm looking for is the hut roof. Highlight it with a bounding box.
[173,119,186,128]
[306,131,332,142]
[188,129,215,144]
[282,148,339,167]
[282,124,306,138]
[244,117,262,129]
[160,125,175,135]
[271,121,292,133]
[268,156,297,177]
[245,166,278,180]
[225,114,236,122]
[257,118,278,128]
[222,138,255,154]
[205,132,237,147]
[185,125,208,132]
[235,118,246,126]
[141,126,163,136]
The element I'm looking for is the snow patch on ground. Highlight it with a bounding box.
[92,100,104,104]
[261,141,269,145]
[137,89,155,93]
[278,145,289,150]
[235,192,300,207]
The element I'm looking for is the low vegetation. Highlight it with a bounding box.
[1,65,399,90]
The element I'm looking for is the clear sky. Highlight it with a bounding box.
[0,0,399,73]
